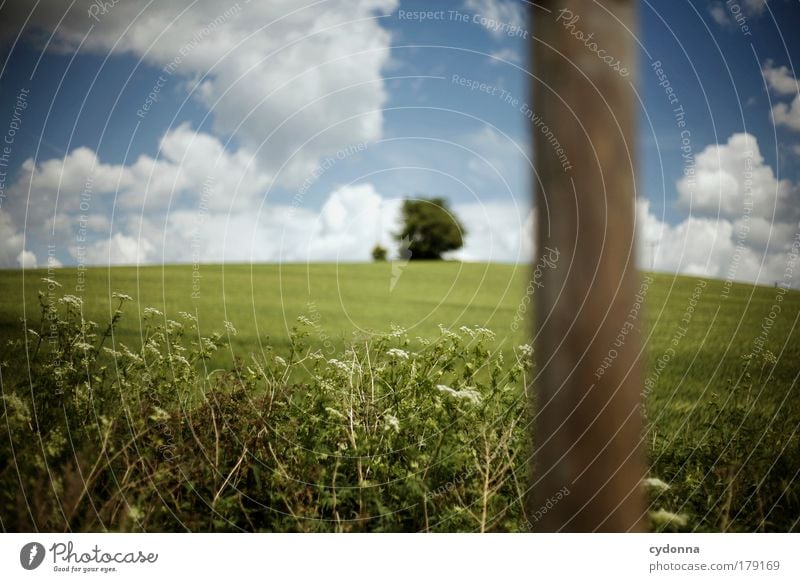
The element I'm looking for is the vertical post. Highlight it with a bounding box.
[531,0,645,531]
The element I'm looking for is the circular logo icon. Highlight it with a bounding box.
[20,542,46,570]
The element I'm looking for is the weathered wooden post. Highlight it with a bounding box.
[530,0,645,531]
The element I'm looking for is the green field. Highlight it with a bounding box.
[1,262,798,391]
[1,263,798,531]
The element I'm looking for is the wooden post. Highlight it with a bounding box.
[531,0,645,531]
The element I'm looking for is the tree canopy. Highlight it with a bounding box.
[394,197,466,260]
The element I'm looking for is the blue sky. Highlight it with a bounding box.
[0,0,799,285]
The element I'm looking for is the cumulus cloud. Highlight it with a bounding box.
[452,202,532,262]
[143,183,533,265]
[4,124,271,236]
[709,4,731,26]
[709,0,769,26]
[464,0,526,38]
[2,0,396,187]
[489,48,523,65]
[772,94,800,131]
[73,233,155,265]
[115,183,401,264]
[646,132,800,286]
[638,198,799,286]
[743,0,769,14]
[762,60,799,96]
[763,60,800,132]
[676,132,797,220]
[0,210,36,268]
[16,249,38,268]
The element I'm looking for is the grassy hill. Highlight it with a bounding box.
[1,262,798,388]
[1,263,798,531]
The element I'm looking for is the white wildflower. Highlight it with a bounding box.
[223,320,238,336]
[166,320,183,333]
[127,506,143,521]
[112,292,133,302]
[143,307,163,318]
[386,348,409,360]
[59,295,83,309]
[436,384,482,405]
[649,509,688,528]
[327,358,351,373]
[144,342,162,359]
[438,324,459,339]
[384,413,401,433]
[297,315,315,326]
[642,477,670,493]
[473,326,495,339]
[274,356,287,367]
[149,407,170,422]
[518,344,534,357]
[178,311,197,323]
[120,344,143,363]
[170,354,191,367]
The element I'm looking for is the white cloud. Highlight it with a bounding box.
[489,48,522,65]
[743,0,768,14]
[77,181,533,266]
[639,197,800,286]
[762,60,799,95]
[642,132,800,286]
[72,233,155,266]
[109,183,403,264]
[16,249,38,268]
[676,133,797,220]
[452,202,532,262]
[772,94,800,131]
[709,0,769,26]
[4,0,396,187]
[0,210,35,268]
[464,0,526,38]
[709,3,730,26]
[5,124,272,242]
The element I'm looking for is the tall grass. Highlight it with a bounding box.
[1,283,797,531]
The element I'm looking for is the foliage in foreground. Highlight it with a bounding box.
[1,283,529,532]
[0,283,797,531]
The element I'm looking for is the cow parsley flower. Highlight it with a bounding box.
[178,311,197,323]
[436,384,482,405]
[384,413,401,432]
[327,358,351,374]
[642,477,670,492]
[649,509,688,528]
[59,295,83,309]
[386,348,409,360]
[297,315,315,327]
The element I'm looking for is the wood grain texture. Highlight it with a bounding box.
[530,0,646,532]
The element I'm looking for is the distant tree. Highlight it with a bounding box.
[395,197,466,260]
[371,244,388,261]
